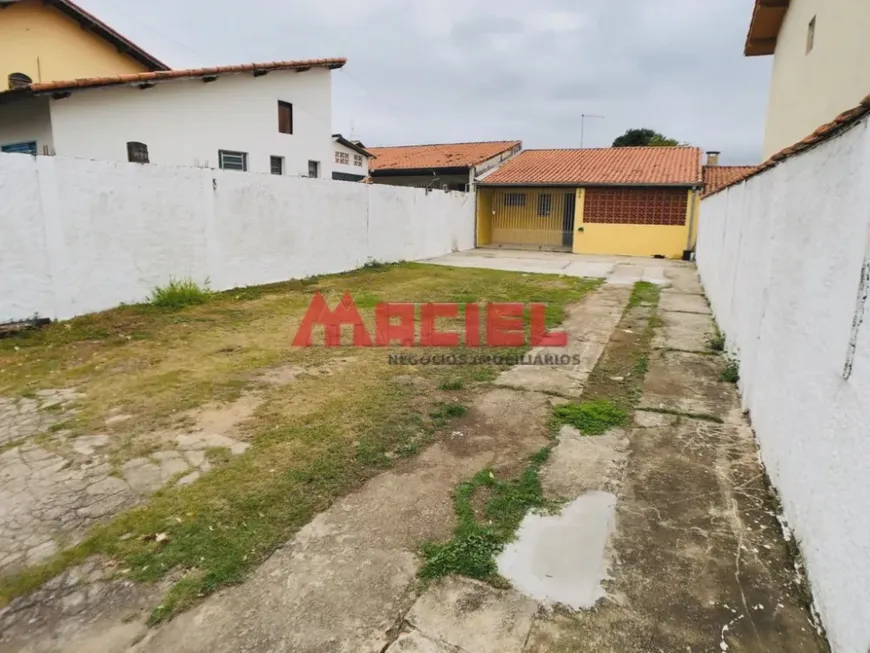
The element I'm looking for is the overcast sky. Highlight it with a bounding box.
[78,0,771,164]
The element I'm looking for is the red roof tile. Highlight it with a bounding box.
[368,141,521,172]
[703,165,757,197]
[705,93,870,198]
[480,147,703,186]
[0,59,347,98]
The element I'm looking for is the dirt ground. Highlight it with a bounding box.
[0,260,831,653]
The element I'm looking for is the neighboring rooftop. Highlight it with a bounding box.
[333,134,375,159]
[745,0,790,56]
[0,0,170,70]
[480,147,703,187]
[0,58,347,101]
[705,93,870,197]
[703,165,757,196]
[368,141,521,172]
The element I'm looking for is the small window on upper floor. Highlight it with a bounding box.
[504,192,526,207]
[270,156,284,175]
[308,160,320,178]
[353,154,363,167]
[278,101,293,134]
[127,141,149,164]
[807,16,816,54]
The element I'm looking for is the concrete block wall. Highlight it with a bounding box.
[696,117,870,653]
[0,154,475,321]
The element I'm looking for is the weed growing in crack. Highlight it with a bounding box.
[721,358,740,384]
[709,331,726,352]
[418,448,556,583]
[429,402,468,427]
[553,399,628,435]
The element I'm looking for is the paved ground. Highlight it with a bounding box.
[0,253,829,653]
[425,249,680,286]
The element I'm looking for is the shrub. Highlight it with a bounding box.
[149,277,212,309]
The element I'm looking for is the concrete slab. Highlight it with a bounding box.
[495,286,630,397]
[640,350,734,419]
[652,310,716,352]
[497,491,617,610]
[541,426,626,497]
[659,291,711,314]
[405,577,538,653]
[423,249,689,287]
[385,631,458,653]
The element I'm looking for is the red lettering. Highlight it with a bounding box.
[486,303,526,347]
[420,303,460,347]
[465,303,481,347]
[292,292,373,347]
[529,304,568,347]
[375,303,416,346]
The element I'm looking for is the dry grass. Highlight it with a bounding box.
[0,263,600,621]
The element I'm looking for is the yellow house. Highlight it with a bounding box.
[0,0,168,86]
[744,0,870,158]
[476,147,703,259]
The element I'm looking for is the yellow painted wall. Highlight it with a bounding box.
[0,0,149,84]
[476,186,494,246]
[572,189,694,259]
[490,187,575,248]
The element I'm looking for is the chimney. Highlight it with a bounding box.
[706,151,720,167]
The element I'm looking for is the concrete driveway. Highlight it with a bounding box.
[424,249,689,286]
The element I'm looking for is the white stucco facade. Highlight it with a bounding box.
[332,138,369,181]
[0,153,474,322]
[761,0,870,157]
[697,116,870,653]
[0,67,336,177]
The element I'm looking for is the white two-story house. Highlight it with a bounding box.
[0,58,346,178]
[331,134,374,182]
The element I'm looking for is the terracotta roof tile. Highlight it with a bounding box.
[705,96,870,198]
[0,59,347,97]
[480,147,702,186]
[702,166,757,197]
[368,141,521,172]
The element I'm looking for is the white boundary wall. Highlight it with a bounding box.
[0,154,475,321]
[697,117,870,653]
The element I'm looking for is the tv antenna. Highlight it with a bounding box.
[580,114,606,149]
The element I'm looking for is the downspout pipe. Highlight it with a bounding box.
[684,187,700,261]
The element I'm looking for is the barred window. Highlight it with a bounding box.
[504,193,526,207]
[537,194,552,216]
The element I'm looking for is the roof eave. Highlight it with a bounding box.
[50,0,170,70]
[332,134,375,158]
[370,166,470,177]
[477,181,702,188]
[744,0,790,57]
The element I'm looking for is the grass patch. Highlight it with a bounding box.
[149,278,212,309]
[721,357,740,384]
[418,448,554,583]
[709,330,726,352]
[438,379,464,391]
[553,399,628,435]
[0,263,599,621]
[628,281,660,308]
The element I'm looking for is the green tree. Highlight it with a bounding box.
[613,128,682,147]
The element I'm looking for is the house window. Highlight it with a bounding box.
[270,156,284,175]
[335,151,350,165]
[354,154,363,167]
[308,160,320,178]
[504,192,526,207]
[278,101,293,134]
[537,194,552,216]
[807,16,816,53]
[219,150,247,171]
[127,141,149,164]
[1,141,37,155]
